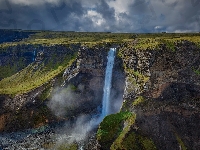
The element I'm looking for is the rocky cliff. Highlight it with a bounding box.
[97,40,200,150]
[0,44,124,131]
[0,43,79,132]
[0,32,200,150]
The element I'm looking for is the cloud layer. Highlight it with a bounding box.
[0,0,200,32]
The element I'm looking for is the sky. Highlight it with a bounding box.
[0,0,200,32]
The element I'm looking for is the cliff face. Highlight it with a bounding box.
[0,70,61,132]
[112,40,200,150]
[61,47,108,116]
[61,46,125,117]
[0,44,79,132]
[0,36,200,149]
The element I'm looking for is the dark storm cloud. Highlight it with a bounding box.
[0,0,86,30]
[0,0,199,32]
[95,0,115,21]
[45,1,86,31]
[129,0,149,14]
[124,0,157,32]
[161,0,200,32]
[127,0,200,32]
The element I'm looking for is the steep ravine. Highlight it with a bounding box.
[0,40,199,149]
[0,45,125,149]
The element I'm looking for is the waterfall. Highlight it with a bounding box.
[33,50,36,61]
[101,48,116,117]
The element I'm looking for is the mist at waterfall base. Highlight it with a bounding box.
[47,48,123,147]
[48,86,79,117]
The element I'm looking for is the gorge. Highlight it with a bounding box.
[0,31,200,150]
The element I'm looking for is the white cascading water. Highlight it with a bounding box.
[101,48,116,117]
[33,50,36,61]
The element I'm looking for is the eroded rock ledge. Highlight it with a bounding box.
[117,40,200,150]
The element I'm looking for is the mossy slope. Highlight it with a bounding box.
[97,111,156,150]
[0,45,78,95]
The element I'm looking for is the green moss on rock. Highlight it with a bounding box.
[112,131,157,150]
[97,111,135,149]
[110,114,136,150]
[97,111,157,150]
[132,96,145,106]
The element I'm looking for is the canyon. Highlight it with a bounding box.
[0,31,200,149]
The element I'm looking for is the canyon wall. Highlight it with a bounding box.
[108,40,200,150]
[0,40,200,149]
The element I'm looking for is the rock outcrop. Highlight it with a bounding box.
[117,40,200,150]
[0,79,57,132]
[61,46,125,117]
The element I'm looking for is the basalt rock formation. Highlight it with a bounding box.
[106,40,200,150]
[0,33,200,150]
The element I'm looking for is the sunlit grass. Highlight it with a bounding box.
[0,54,77,95]
[0,31,136,48]
[134,38,159,50]
[1,31,200,49]
[132,96,145,106]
